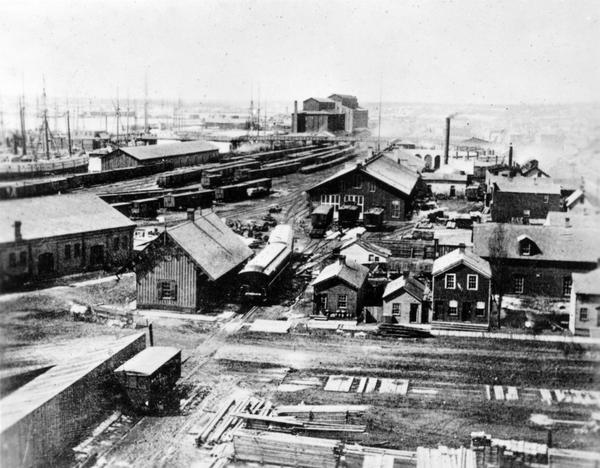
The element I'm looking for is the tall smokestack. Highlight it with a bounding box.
[292,100,298,133]
[508,143,513,168]
[444,117,450,165]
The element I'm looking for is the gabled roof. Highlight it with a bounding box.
[118,140,218,161]
[432,248,491,277]
[461,137,490,145]
[312,258,369,290]
[473,223,600,263]
[361,156,420,195]
[304,97,335,103]
[521,166,550,178]
[383,276,428,301]
[166,212,253,281]
[493,177,561,195]
[0,193,134,244]
[573,268,600,295]
[114,346,180,376]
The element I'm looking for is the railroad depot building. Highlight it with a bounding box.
[90,140,220,171]
[0,194,135,290]
[382,275,430,325]
[431,246,492,329]
[312,256,369,320]
[136,210,253,312]
[473,223,600,299]
[489,177,562,223]
[293,94,368,134]
[569,267,600,337]
[306,154,424,222]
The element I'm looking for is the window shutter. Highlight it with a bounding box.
[157,281,162,298]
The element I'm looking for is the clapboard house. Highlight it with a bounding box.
[569,267,600,337]
[382,275,430,324]
[431,246,492,329]
[0,194,135,291]
[473,223,600,299]
[306,154,424,222]
[136,210,253,312]
[91,140,220,171]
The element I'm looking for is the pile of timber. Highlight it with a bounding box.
[548,448,600,468]
[471,431,548,466]
[196,395,273,446]
[344,444,417,468]
[431,322,489,333]
[233,429,342,468]
[377,323,433,338]
[275,404,369,424]
[416,446,477,468]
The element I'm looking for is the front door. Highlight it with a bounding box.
[90,245,104,266]
[462,302,473,322]
[409,303,419,323]
[38,253,54,275]
[421,302,430,323]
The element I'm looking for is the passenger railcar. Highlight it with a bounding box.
[310,204,334,238]
[238,224,294,301]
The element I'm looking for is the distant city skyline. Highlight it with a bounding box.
[1,0,599,105]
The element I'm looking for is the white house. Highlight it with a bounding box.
[339,239,391,266]
[569,267,600,337]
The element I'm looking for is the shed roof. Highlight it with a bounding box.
[383,276,428,301]
[572,268,600,295]
[114,346,180,376]
[432,248,491,277]
[473,223,600,263]
[118,140,218,161]
[312,258,369,290]
[0,193,134,244]
[493,177,561,194]
[166,212,253,281]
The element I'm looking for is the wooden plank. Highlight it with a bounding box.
[554,389,571,403]
[324,376,340,391]
[540,389,553,405]
[378,378,394,394]
[395,379,409,395]
[493,385,505,401]
[365,377,377,393]
[484,385,491,400]
[356,377,367,393]
[338,376,354,392]
[506,386,518,401]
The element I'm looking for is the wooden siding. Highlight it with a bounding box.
[383,290,425,324]
[136,243,199,312]
[491,191,561,222]
[313,279,365,319]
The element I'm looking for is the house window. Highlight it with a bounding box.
[476,301,486,317]
[579,308,588,321]
[337,294,348,310]
[65,244,71,260]
[563,276,572,297]
[319,294,328,311]
[520,241,531,256]
[391,201,401,219]
[74,243,81,258]
[368,254,374,262]
[320,194,341,212]
[158,281,177,300]
[113,237,120,251]
[445,274,456,289]
[368,180,376,192]
[543,195,549,203]
[392,303,400,316]
[513,275,524,294]
[449,300,458,315]
[9,253,16,267]
[19,251,26,265]
[467,274,478,290]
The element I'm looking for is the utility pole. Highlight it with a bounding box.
[115,87,120,148]
[66,110,72,156]
[377,75,383,152]
[19,96,27,156]
[42,84,50,160]
[144,73,149,133]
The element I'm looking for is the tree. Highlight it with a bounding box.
[487,223,511,328]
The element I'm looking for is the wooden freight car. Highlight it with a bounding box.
[200,160,260,188]
[157,167,205,188]
[310,204,334,238]
[215,178,272,203]
[130,197,160,218]
[364,207,384,231]
[338,204,361,228]
[163,189,215,211]
[114,346,182,413]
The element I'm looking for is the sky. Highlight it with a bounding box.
[1,0,599,105]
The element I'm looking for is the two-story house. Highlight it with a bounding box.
[569,267,600,337]
[431,246,492,330]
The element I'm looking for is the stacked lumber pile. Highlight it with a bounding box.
[377,323,432,338]
[233,429,343,468]
[470,432,548,466]
[416,446,477,468]
[344,444,417,467]
[275,404,369,424]
[548,448,600,467]
[196,395,273,446]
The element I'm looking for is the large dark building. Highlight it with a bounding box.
[306,154,423,222]
[292,93,369,134]
[473,223,600,298]
[0,194,135,290]
[489,177,561,223]
[90,140,220,171]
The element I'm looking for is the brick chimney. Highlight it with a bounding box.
[187,208,195,222]
[458,242,466,253]
[508,143,513,167]
[338,255,346,266]
[14,221,22,242]
[292,100,298,133]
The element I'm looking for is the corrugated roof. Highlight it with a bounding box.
[432,248,491,277]
[0,194,135,244]
[0,333,144,432]
[573,268,600,295]
[119,140,218,161]
[312,258,369,290]
[493,177,561,194]
[473,223,600,263]
[383,276,428,301]
[167,212,253,281]
[114,346,180,376]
